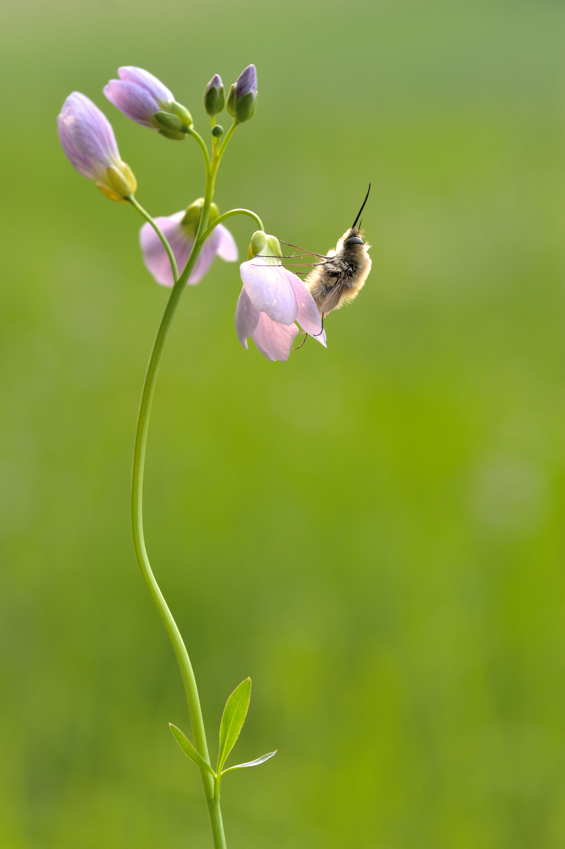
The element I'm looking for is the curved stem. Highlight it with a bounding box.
[128,196,179,283]
[131,250,209,756]
[200,208,264,243]
[131,162,227,848]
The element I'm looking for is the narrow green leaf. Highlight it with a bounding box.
[169,724,215,777]
[217,677,251,771]
[222,750,277,774]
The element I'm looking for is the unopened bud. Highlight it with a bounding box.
[204,74,225,116]
[181,199,220,234]
[266,235,282,258]
[226,64,257,124]
[248,230,268,259]
[211,124,224,138]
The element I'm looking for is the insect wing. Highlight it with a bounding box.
[318,280,346,315]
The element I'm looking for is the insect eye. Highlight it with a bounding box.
[345,235,364,246]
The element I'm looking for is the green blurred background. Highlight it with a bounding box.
[2,1,565,846]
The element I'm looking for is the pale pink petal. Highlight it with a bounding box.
[240,260,298,325]
[252,313,299,362]
[289,276,326,345]
[117,66,174,104]
[139,211,191,287]
[104,80,159,127]
[58,92,119,180]
[215,224,238,262]
[234,287,260,349]
[188,228,220,284]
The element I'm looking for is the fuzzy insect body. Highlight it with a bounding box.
[304,225,372,316]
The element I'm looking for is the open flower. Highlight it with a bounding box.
[104,66,192,139]
[140,200,237,286]
[57,92,137,201]
[235,232,326,362]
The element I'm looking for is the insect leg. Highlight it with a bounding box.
[293,333,309,351]
[312,314,325,338]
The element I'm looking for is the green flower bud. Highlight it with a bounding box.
[181,199,220,235]
[211,124,224,138]
[204,74,225,116]
[266,235,282,258]
[248,230,268,259]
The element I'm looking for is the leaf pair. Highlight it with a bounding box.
[170,677,276,781]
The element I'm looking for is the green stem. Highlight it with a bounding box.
[130,118,247,849]
[130,184,225,848]
[188,126,212,174]
[217,122,237,159]
[200,208,264,243]
[128,196,179,283]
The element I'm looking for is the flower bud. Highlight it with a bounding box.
[58,92,137,202]
[211,124,224,138]
[248,230,268,259]
[104,67,192,139]
[226,64,257,124]
[181,198,220,235]
[204,74,225,116]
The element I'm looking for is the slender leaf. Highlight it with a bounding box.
[217,677,251,771]
[222,750,277,774]
[169,724,215,777]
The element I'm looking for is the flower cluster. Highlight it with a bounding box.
[57,64,326,362]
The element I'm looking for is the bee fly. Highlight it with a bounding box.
[303,183,372,320]
[276,184,372,348]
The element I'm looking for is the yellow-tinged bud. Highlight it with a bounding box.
[98,161,137,202]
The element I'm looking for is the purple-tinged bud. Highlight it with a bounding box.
[226,64,257,124]
[57,92,137,202]
[204,74,225,116]
[104,66,192,139]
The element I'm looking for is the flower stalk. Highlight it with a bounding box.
[129,121,241,848]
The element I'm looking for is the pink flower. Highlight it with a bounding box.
[57,92,137,201]
[235,233,326,362]
[140,204,237,286]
